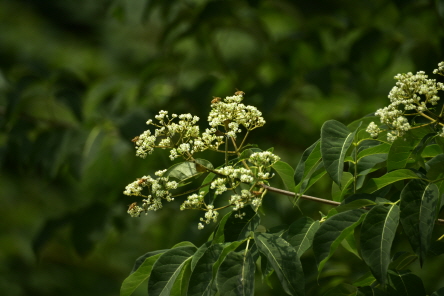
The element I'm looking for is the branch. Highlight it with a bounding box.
[261,184,444,226]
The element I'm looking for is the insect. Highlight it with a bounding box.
[131,136,139,143]
[211,97,221,104]
[128,202,137,211]
[137,178,146,185]
[234,89,245,96]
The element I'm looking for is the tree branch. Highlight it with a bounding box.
[260,184,444,226]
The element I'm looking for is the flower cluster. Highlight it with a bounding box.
[367,62,444,141]
[124,170,178,217]
[126,91,279,230]
[208,93,266,138]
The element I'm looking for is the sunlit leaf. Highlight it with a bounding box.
[255,233,304,296]
[360,204,399,286]
[313,209,366,274]
[400,179,439,265]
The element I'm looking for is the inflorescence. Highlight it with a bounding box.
[367,61,444,141]
[124,92,279,229]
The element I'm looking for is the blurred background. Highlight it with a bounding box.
[1,0,444,295]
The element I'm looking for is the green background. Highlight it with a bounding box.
[1,0,444,295]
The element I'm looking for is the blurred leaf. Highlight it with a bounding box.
[313,209,366,274]
[360,204,400,286]
[426,154,444,180]
[254,232,304,296]
[322,283,358,296]
[431,287,444,296]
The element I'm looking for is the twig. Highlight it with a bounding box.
[260,184,444,226]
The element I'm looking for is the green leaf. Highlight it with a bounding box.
[358,286,388,296]
[322,283,358,296]
[431,287,444,296]
[272,161,295,191]
[357,142,391,159]
[321,120,358,187]
[120,252,164,296]
[170,259,192,296]
[331,172,354,202]
[166,159,213,182]
[188,243,224,296]
[285,217,320,257]
[359,169,421,193]
[400,179,439,265]
[191,242,211,271]
[254,233,304,296]
[148,245,197,296]
[313,209,366,274]
[213,211,232,244]
[294,140,321,185]
[336,199,376,213]
[388,251,417,271]
[216,250,255,296]
[387,270,426,296]
[341,231,360,258]
[426,154,444,180]
[387,126,432,171]
[224,206,260,242]
[421,144,443,158]
[360,204,400,286]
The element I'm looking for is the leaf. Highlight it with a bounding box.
[188,243,224,296]
[360,204,400,286]
[285,217,320,258]
[357,142,391,159]
[272,161,295,191]
[331,172,354,202]
[400,179,439,265]
[431,287,444,296]
[191,242,211,271]
[147,245,197,296]
[321,120,359,187]
[224,206,260,242]
[216,250,255,296]
[388,251,417,271]
[131,249,169,272]
[312,209,366,274]
[421,144,443,158]
[387,270,426,296]
[211,241,246,283]
[322,283,358,296]
[170,259,192,296]
[336,199,376,213]
[166,159,213,182]
[120,252,163,296]
[359,169,421,193]
[213,211,232,244]
[387,126,432,171]
[254,233,304,296]
[341,231,360,258]
[294,140,320,185]
[358,286,388,296]
[426,154,444,180]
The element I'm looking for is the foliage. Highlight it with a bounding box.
[121,63,444,295]
[2,1,444,296]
